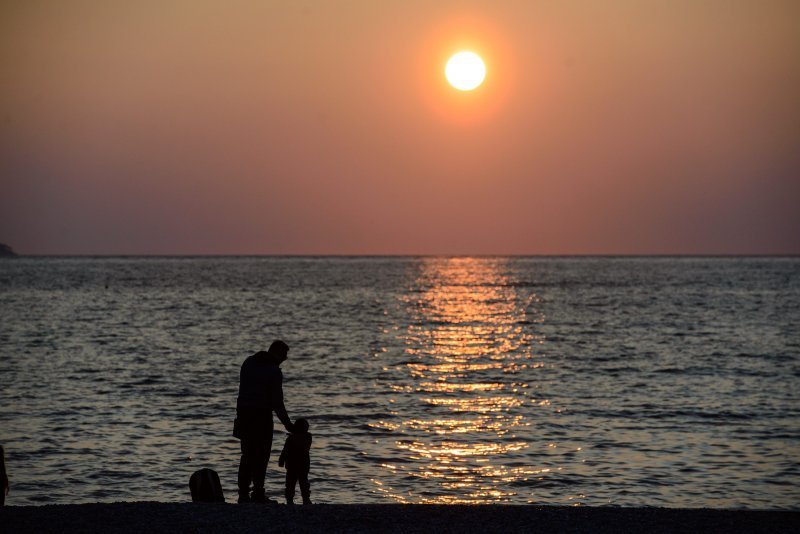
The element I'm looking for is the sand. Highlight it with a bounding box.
[2,503,798,533]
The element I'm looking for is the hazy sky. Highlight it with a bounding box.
[1,0,798,254]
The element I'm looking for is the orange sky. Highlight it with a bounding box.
[1,0,798,254]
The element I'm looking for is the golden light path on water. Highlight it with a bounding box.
[370,258,553,503]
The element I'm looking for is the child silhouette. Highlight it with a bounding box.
[278,418,312,505]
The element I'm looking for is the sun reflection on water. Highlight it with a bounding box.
[375,257,547,503]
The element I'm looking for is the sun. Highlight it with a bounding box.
[445,51,486,91]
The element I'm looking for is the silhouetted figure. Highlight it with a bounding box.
[235,340,294,504]
[1,445,8,506]
[278,418,312,505]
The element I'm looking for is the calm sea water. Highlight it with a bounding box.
[0,257,798,509]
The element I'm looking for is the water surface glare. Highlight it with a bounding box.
[0,257,798,508]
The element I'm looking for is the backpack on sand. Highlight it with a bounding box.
[189,468,225,502]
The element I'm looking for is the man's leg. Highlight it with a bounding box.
[249,419,273,502]
[238,437,257,503]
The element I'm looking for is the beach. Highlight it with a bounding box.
[2,503,799,533]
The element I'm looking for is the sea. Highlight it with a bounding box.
[0,257,798,509]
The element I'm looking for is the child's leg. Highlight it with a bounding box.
[299,470,311,504]
[285,470,298,504]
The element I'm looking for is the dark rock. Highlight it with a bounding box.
[0,243,17,257]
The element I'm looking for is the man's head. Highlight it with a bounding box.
[267,340,289,364]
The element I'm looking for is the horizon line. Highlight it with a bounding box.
[4,253,800,259]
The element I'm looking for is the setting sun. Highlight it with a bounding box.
[445,51,486,91]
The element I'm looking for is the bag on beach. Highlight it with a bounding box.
[189,468,225,503]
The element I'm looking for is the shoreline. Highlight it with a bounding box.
[3,503,799,533]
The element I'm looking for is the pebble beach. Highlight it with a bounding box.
[3,503,799,534]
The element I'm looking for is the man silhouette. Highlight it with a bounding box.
[235,340,294,503]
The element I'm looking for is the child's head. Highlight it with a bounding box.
[294,418,309,433]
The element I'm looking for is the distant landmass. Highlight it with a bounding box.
[0,243,18,257]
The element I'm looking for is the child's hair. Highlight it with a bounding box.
[294,418,309,433]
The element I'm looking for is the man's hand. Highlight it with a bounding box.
[284,420,295,433]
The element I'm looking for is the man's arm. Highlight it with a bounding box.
[271,370,293,431]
